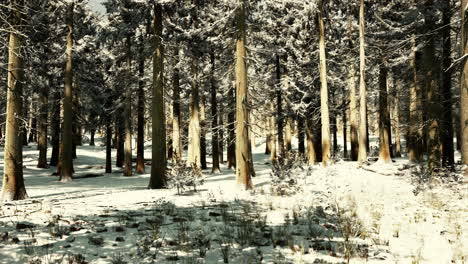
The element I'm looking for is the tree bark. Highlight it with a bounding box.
[318,2,332,166]
[342,106,348,159]
[172,48,182,162]
[378,56,392,163]
[116,118,124,168]
[349,59,359,161]
[37,48,49,168]
[392,80,402,158]
[105,123,112,173]
[275,55,284,157]
[235,0,253,189]
[136,35,146,174]
[408,36,423,162]
[424,0,442,174]
[227,84,236,169]
[219,101,224,164]
[269,101,277,162]
[123,36,133,177]
[188,57,201,167]
[358,0,368,164]
[200,93,207,169]
[59,1,74,182]
[211,52,221,173]
[440,1,454,167]
[50,89,60,167]
[148,3,167,189]
[461,0,468,165]
[1,0,28,201]
[298,115,305,154]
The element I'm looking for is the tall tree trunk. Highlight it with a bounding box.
[200,93,207,169]
[306,117,319,165]
[440,1,454,167]
[275,55,284,157]
[90,129,95,146]
[349,60,359,161]
[408,36,423,162]
[357,0,368,164]
[461,0,468,165]
[425,0,442,174]
[59,2,74,182]
[50,89,60,167]
[136,36,146,174]
[227,84,236,169]
[1,0,28,201]
[342,106,348,159]
[269,102,277,162]
[211,52,221,173]
[298,115,305,154]
[123,37,133,177]
[37,51,49,168]
[188,57,201,167]
[148,3,167,189]
[116,118,124,168]
[219,102,225,164]
[393,81,402,158]
[105,123,112,173]
[285,116,293,152]
[318,3,332,165]
[235,0,253,189]
[265,115,271,155]
[28,99,37,143]
[378,56,391,163]
[172,48,182,162]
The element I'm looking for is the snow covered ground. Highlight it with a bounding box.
[0,139,466,264]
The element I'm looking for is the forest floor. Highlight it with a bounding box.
[0,138,467,264]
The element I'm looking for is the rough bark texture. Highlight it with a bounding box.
[342,105,348,159]
[172,48,182,162]
[105,123,112,174]
[349,60,359,161]
[219,103,224,164]
[460,0,468,165]
[378,57,391,163]
[136,36,146,174]
[200,94,207,169]
[149,3,167,189]
[116,118,124,168]
[298,116,305,154]
[424,1,441,174]
[276,55,284,157]
[358,0,368,164]
[50,89,60,167]
[235,1,253,189]
[211,53,221,173]
[123,37,133,177]
[1,0,28,201]
[188,57,201,167]
[59,2,74,182]
[37,49,49,168]
[408,36,423,162]
[269,102,277,162]
[227,84,236,169]
[318,3,331,166]
[392,81,402,157]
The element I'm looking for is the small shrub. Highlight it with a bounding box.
[270,154,304,196]
[168,162,205,195]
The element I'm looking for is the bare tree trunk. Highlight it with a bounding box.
[59,1,74,182]
[136,36,146,174]
[408,36,423,162]
[227,84,236,169]
[200,93,207,169]
[269,102,277,162]
[235,0,253,189]
[342,106,348,159]
[306,117,318,165]
[393,80,402,158]
[148,3,167,189]
[1,0,28,201]
[123,37,133,177]
[265,114,271,155]
[461,0,468,165]
[50,89,60,167]
[172,48,182,162]
[116,120,124,167]
[298,115,305,155]
[349,60,359,161]
[105,123,112,173]
[37,50,49,168]
[378,56,391,163]
[357,0,368,164]
[219,102,224,164]
[211,52,221,173]
[188,57,201,167]
[275,55,284,157]
[440,1,454,167]
[318,2,332,165]
[425,0,442,174]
